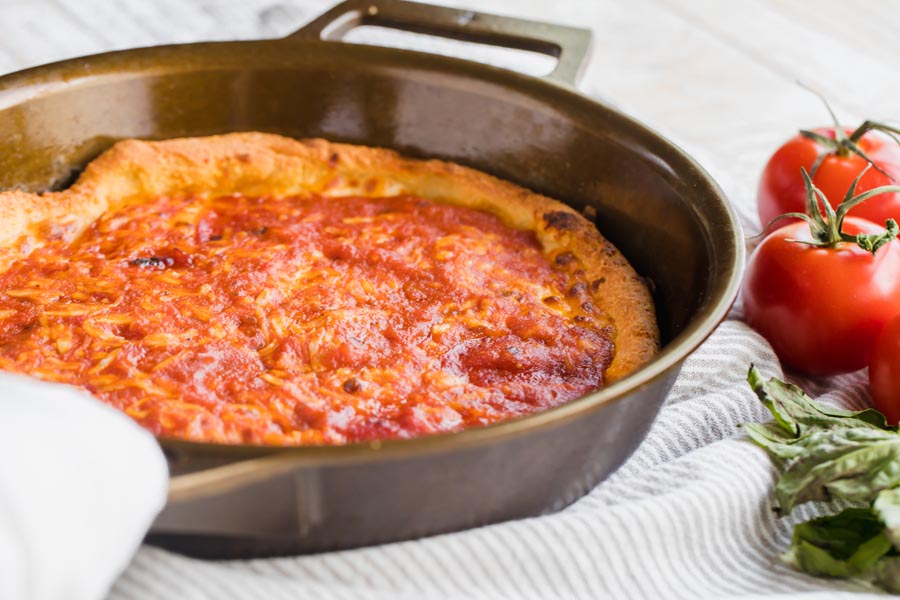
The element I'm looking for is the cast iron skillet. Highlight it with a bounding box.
[0,0,743,558]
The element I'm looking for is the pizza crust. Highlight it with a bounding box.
[0,132,658,383]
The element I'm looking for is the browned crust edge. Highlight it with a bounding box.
[0,132,659,382]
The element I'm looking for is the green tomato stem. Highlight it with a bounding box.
[796,167,900,253]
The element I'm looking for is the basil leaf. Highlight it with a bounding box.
[743,367,900,593]
[788,508,891,577]
[776,428,900,512]
[745,366,900,512]
[743,421,804,459]
[747,365,891,436]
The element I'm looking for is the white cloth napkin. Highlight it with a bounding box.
[0,374,167,600]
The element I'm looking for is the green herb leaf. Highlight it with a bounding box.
[775,428,900,512]
[746,365,890,436]
[743,421,803,459]
[743,368,900,592]
[786,507,900,592]
[787,508,891,577]
[745,366,898,513]
[875,488,900,549]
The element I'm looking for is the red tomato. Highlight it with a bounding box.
[758,128,900,228]
[743,217,900,376]
[870,313,900,424]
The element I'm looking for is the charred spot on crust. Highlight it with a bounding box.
[128,248,193,269]
[543,211,580,231]
[591,277,606,291]
[568,282,587,297]
[129,257,168,269]
[555,252,576,266]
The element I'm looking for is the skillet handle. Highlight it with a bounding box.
[285,0,592,87]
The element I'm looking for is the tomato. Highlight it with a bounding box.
[869,313,900,424]
[758,128,900,228]
[742,217,900,376]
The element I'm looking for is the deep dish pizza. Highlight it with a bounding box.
[0,133,658,445]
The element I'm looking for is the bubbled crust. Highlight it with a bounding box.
[0,132,658,382]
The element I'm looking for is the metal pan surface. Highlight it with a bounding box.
[0,0,743,558]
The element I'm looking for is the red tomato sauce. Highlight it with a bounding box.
[0,194,613,445]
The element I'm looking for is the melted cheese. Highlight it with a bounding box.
[0,193,613,445]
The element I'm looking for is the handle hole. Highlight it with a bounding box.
[342,24,558,77]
